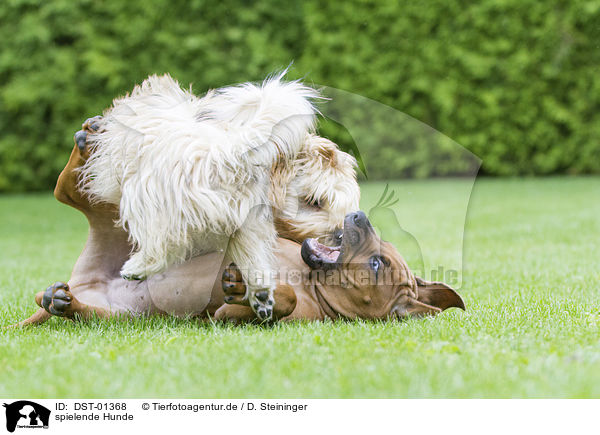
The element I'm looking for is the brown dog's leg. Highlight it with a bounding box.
[35,282,111,321]
[214,304,256,324]
[4,308,52,329]
[215,264,297,322]
[271,284,297,319]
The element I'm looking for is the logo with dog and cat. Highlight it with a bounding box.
[2,401,50,433]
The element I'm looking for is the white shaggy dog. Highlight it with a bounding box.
[78,73,359,320]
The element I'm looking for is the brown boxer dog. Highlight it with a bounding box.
[13,120,464,327]
[215,211,465,322]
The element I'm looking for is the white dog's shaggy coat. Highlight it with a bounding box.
[79,73,359,319]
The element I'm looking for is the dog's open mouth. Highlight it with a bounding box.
[301,238,341,270]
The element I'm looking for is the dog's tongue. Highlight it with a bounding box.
[319,243,340,261]
[301,238,340,269]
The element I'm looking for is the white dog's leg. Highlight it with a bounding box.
[120,239,189,281]
[120,251,163,281]
[227,206,278,321]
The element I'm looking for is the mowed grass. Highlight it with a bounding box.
[1,178,599,398]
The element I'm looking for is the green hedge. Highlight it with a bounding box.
[1,0,599,191]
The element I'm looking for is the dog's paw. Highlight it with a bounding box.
[120,254,150,281]
[40,282,73,317]
[248,288,275,322]
[221,263,249,306]
[74,116,103,152]
[82,116,103,133]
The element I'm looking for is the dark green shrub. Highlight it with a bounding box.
[1,0,599,191]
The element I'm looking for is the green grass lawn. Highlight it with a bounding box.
[1,178,599,398]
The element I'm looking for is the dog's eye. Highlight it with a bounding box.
[369,256,383,275]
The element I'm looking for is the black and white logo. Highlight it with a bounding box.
[3,401,50,433]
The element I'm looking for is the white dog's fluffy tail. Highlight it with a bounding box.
[198,72,320,165]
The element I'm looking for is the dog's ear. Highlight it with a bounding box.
[415,277,465,311]
[392,297,442,318]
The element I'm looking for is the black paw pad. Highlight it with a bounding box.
[53,289,70,300]
[41,282,71,316]
[256,291,269,302]
[85,117,101,132]
[257,307,273,321]
[51,297,70,311]
[74,130,87,151]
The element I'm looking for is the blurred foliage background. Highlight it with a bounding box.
[1,0,599,191]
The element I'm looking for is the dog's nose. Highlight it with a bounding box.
[350,211,369,228]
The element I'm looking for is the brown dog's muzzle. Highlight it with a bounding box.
[301,210,376,270]
[341,210,374,247]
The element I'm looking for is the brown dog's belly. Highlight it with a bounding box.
[139,252,228,317]
[109,240,308,318]
[71,251,228,318]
